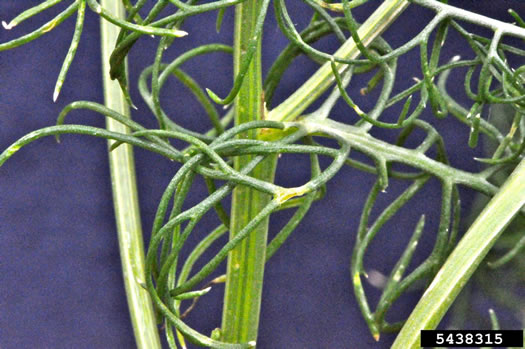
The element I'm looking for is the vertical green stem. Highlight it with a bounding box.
[220,0,412,344]
[221,0,275,345]
[99,2,161,348]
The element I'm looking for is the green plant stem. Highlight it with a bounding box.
[220,0,411,343]
[99,1,161,348]
[220,0,275,345]
[392,157,525,349]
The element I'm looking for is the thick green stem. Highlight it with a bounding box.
[220,0,275,345]
[100,2,161,348]
[220,0,412,344]
[393,158,525,349]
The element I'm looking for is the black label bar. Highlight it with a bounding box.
[421,330,523,347]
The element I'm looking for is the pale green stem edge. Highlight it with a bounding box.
[100,1,162,348]
[393,157,525,349]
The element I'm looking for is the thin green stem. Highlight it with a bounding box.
[99,1,161,348]
[293,118,497,195]
[268,0,410,123]
[220,0,275,345]
[392,158,525,349]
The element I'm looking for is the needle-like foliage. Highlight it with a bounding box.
[2,0,525,347]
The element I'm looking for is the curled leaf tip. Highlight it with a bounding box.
[211,274,226,283]
[175,287,212,300]
[2,20,14,30]
[508,9,525,28]
[174,29,188,37]
[373,333,380,341]
[53,89,60,103]
[206,88,223,104]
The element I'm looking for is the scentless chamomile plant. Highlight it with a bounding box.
[1,0,525,348]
